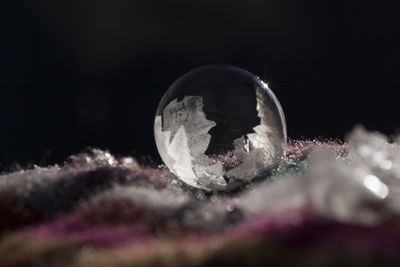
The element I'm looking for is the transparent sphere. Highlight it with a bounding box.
[154,65,286,191]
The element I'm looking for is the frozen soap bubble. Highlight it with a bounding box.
[154,65,287,191]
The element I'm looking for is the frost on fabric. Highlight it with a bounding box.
[0,149,143,218]
[2,127,400,235]
[3,127,400,266]
[236,126,400,226]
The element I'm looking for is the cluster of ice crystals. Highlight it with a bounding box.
[68,148,119,167]
[347,127,400,214]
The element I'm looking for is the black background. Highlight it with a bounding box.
[1,0,399,169]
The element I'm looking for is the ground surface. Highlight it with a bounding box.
[1,127,400,266]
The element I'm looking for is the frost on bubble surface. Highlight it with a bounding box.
[155,95,278,191]
[154,65,287,191]
[155,96,225,190]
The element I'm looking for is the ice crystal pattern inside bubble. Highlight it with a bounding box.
[154,66,287,190]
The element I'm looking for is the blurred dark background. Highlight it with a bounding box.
[1,0,399,169]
